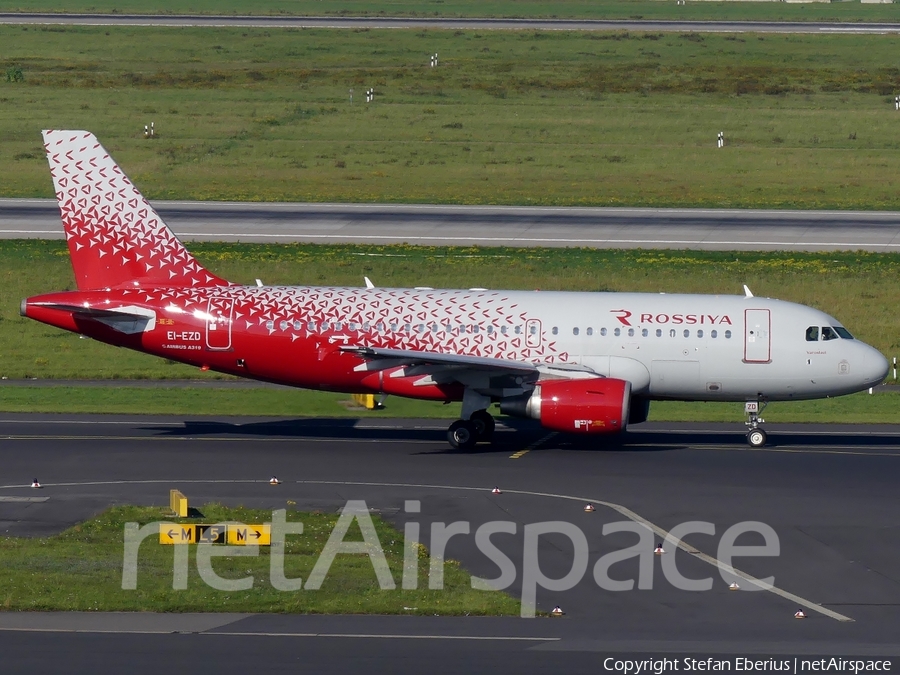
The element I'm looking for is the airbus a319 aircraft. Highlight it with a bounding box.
[22,131,889,449]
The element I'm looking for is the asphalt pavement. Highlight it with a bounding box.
[1,14,899,33]
[0,414,897,673]
[5,199,900,252]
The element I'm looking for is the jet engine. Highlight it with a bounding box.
[500,377,632,434]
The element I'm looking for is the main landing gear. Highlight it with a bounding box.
[447,410,495,451]
[744,400,767,447]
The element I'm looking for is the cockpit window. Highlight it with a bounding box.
[821,326,839,341]
[805,326,819,342]
[833,326,854,340]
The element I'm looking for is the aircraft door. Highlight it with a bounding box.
[743,308,771,363]
[206,298,234,350]
[525,319,542,348]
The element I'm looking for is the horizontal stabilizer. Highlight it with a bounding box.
[30,302,156,334]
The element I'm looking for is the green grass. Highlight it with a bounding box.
[3,241,900,379]
[2,27,900,208]
[0,504,520,614]
[1,0,899,23]
[0,386,897,423]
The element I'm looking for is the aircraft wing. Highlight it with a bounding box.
[341,345,597,396]
[29,302,157,334]
[342,345,539,374]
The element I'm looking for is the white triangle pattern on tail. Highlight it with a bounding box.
[42,130,223,289]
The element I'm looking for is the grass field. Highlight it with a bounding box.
[0,504,520,613]
[2,27,900,208]
[1,0,898,23]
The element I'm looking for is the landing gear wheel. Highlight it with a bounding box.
[469,410,495,442]
[448,420,477,450]
[746,428,767,448]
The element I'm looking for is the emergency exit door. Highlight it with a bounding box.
[206,298,234,350]
[743,308,771,363]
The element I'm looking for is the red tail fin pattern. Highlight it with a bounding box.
[42,130,226,290]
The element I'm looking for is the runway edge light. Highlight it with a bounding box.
[31,478,41,489]
[584,504,595,512]
[654,544,665,555]
[491,486,502,495]
[270,476,281,485]
[550,606,565,617]
[729,582,740,591]
[794,610,806,619]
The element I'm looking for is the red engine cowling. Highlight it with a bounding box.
[501,378,632,434]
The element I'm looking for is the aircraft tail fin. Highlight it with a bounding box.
[42,130,227,290]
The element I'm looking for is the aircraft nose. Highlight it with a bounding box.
[863,346,889,385]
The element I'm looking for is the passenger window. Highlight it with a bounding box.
[390,323,398,332]
[642,329,648,337]
[348,322,357,331]
[600,327,607,336]
[725,330,732,339]
[404,323,411,332]
[587,327,593,336]
[805,326,819,342]
[266,320,275,330]
[614,328,621,337]
[307,321,317,331]
[529,325,537,335]
[334,321,343,331]
[501,326,508,335]
[683,329,690,338]
[656,329,662,337]
[627,328,634,337]
[711,330,717,338]
[669,329,676,338]
[486,325,493,335]
[363,322,370,331]
[473,325,480,334]
[515,326,522,335]
[376,322,385,332]
[432,324,439,333]
[552,327,558,335]
[279,321,288,331]
[573,327,580,336]
[697,329,703,338]
[822,326,838,341]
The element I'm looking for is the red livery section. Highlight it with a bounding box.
[501,378,631,434]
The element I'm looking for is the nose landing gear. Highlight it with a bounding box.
[745,400,767,447]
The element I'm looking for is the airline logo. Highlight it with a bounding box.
[611,310,732,326]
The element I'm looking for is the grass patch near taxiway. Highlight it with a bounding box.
[1,0,898,23]
[0,387,896,424]
[0,504,520,614]
[2,27,900,208]
[3,241,900,382]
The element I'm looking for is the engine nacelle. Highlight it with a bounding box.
[501,377,632,434]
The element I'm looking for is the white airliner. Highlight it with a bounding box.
[21,131,890,450]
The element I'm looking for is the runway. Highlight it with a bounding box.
[0,414,897,672]
[5,199,900,252]
[0,14,899,34]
